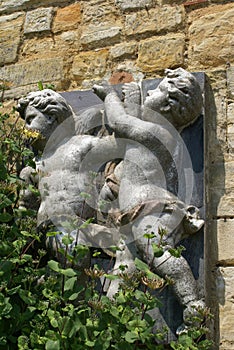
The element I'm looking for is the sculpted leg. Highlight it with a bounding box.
[132,212,205,327]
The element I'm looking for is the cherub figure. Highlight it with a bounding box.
[93,68,205,330]
[17,89,124,267]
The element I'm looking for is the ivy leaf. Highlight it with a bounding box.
[62,235,74,246]
[124,330,139,343]
[0,194,12,209]
[151,243,164,258]
[169,245,185,258]
[0,212,12,223]
[61,268,77,277]
[48,260,60,272]
[64,277,77,291]
[38,81,44,91]
[45,340,60,350]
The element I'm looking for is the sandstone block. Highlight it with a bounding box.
[52,4,81,33]
[188,4,234,69]
[24,7,53,34]
[110,42,137,59]
[20,37,55,59]
[137,34,185,72]
[209,162,234,192]
[125,6,184,36]
[216,220,234,264]
[83,0,117,24]
[0,12,24,65]
[227,103,234,125]
[115,0,155,11]
[217,267,234,348]
[81,24,122,48]
[72,50,108,82]
[0,58,63,88]
[227,67,234,101]
[0,0,32,14]
[0,0,65,15]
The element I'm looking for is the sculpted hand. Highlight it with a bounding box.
[92,84,114,101]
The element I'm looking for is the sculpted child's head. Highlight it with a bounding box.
[143,68,203,128]
[17,89,73,147]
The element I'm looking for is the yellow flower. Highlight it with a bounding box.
[21,127,43,140]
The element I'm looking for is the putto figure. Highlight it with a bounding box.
[93,68,205,331]
[17,89,123,265]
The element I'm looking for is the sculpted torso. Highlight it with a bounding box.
[37,135,98,226]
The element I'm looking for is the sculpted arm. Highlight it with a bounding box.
[104,91,175,150]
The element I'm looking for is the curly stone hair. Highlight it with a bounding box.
[17,89,73,124]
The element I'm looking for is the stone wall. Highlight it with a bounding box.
[1,0,234,348]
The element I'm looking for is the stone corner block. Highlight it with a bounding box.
[24,7,53,34]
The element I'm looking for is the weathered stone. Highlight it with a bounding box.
[227,67,234,101]
[227,123,234,150]
[0,0,65,15]
[83,0,117,24]
[125,6,185,36]
[0,58,63,89]
[207,159,234,217]
[0,0,32,14]
[216,194,234,218]
[115,0,155,11]
[209,162,234,192]
[24,7,53,34]
[109,71,134,84]
[81,24,122,48]
[188,4,234,69]
[160,0,184,4]
[19,37,56,59]
[52,3,81,33]
[227,103,234,125]
[217,267,234,348]
[137,34,185,72]
[0,12,24,65]
[110,42,137,59]
[71,50,109,82]
[216,220,234,264]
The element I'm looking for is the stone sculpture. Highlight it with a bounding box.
[18,68,205,335]
[93,68,205,331]
[17,89,122,265]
